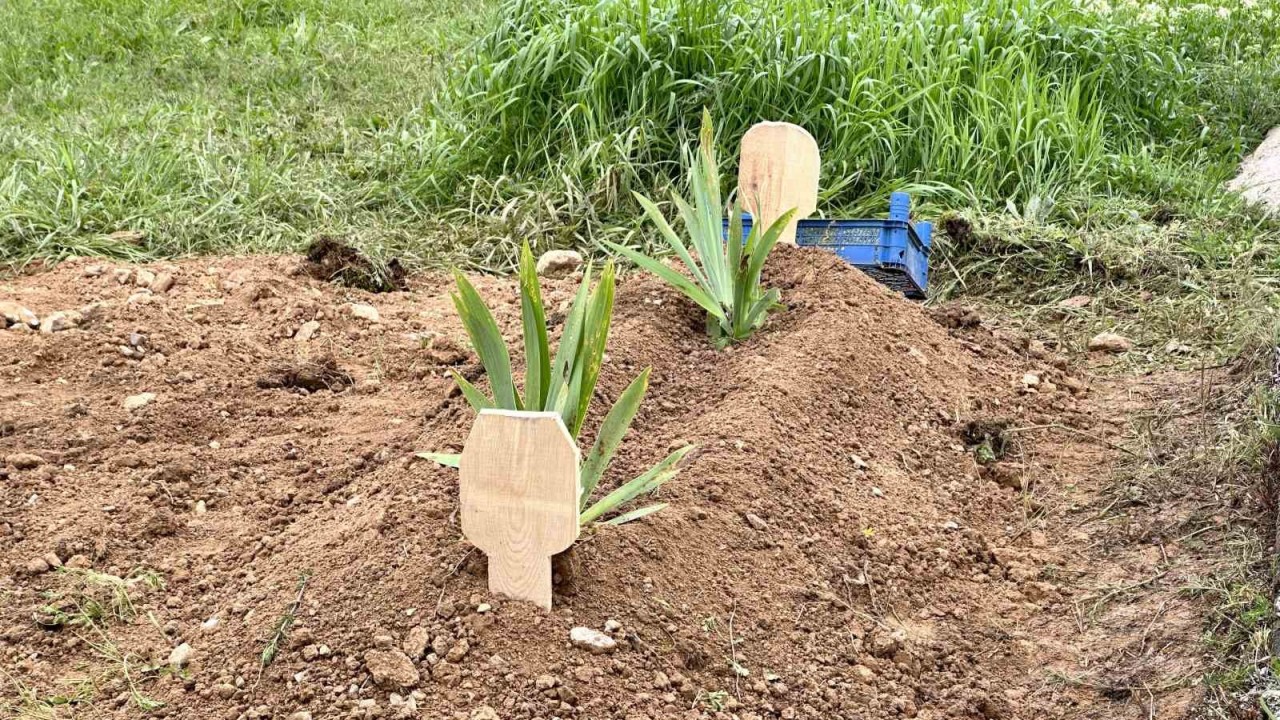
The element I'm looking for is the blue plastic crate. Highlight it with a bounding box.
[724,191,931,299]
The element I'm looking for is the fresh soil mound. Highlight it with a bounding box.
[303,236,408,293]
[1,248,1101,719]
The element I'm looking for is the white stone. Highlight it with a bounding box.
[168,642,194,670]
[123,392,156,411]
[569,626,617,654]
[296,320,321,341]
[1087,332,1133,354]
[350,303,381,323]
[535,249,583,278]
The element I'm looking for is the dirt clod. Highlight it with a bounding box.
[303,236,407,292]
[7,452,44,469]
[1088,331,1133,353]
[255,356,353,392]
[364,649,420,688]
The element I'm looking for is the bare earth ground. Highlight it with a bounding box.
[0,247,1247,719]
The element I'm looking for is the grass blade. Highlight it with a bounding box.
[601,503,668,526]
[415,452,461,468]
[451,271,519,410]
[518,242,551,410]
[580,444,695,525]
[579,369,649,509]
[547,263,592,423]
[571,261,615,435]
[601,239,725,319]
[449,369,495,411]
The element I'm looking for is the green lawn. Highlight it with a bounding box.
[0,0,492,265]
[3,0,1280,359]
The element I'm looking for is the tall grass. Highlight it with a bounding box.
[2,0,1279,271]
[446,0,1280,216]
[0,0,487,266]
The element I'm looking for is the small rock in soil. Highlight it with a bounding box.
[535,674,559,690]
[39,310,81,334]
[168,642,194,670]
[536,249,583,278]
[124,392,157,411]
[470,707,501,720]
[0,301,38,328]
[295,320,321,341]
[1060,295,1093,308]
[364,649,420,688]
[403,626,431,660]
[25,557,50,574]
[569,626,617,654]
[350,303,381,323]
[744,513,769,531]
[1087,332,1133,353]
[151,272,175,293]
[445,639,470,663]
[7,453,45,470]
[135,269,156,288]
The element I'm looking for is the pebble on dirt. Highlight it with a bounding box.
[1087,331,1133,353]
[168,642,194,670]
[296,320,321,341]
[364,649,420,688]
[535,249,583,278]
[39,310,82,334]
[350,303,381,323]
[744,512,769,531]
[7,453,45,470]
[569,626,617,654]
[151,272,176,293]
[124,392,157,411]
[470,706,501,720]
[403,626,431,660]
[0,300,39,328]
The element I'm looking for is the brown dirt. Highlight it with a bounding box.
[0,246,1235,719]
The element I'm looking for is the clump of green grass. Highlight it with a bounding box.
[0,0,491,268]
[423,242,694,525]
[259,571,312,675]
[933,193,1280,359]
[603,111,794,348]
[35,567,164,630]
[446,0,1280,220]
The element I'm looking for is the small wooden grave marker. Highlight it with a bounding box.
[459,409,580,610]
[738,121,820,245]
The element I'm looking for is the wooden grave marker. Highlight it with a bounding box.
[459,409,580,610]
[738,121,821,245]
